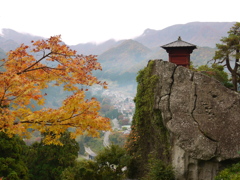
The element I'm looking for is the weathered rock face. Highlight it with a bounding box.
[152,59,240,180]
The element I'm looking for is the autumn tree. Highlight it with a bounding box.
[213,22,240,91]
[0,35,111,144]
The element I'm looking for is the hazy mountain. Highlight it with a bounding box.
[191,46,216,66]
[0,39,19,52]
[92,39,152,88]
[0,22,235,91]
[70,39,122,55]
[98,39,151,73]
[70,22,235,59]
[0,22,233,56]
[1,28,45,45]
[134,22,236,48]
[0,28,46,54]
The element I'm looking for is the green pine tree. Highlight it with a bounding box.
[213,22,240,91]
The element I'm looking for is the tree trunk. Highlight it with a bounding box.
[232,72,238,91]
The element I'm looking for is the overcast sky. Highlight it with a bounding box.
[0,0,238,45]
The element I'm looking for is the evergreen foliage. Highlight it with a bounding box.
[61,144,130,180]
[142,156,174,180]
[195,63,233,88]
[95,144,130,180]
[0,132,29,180]
[27,131,79,180]
[213,22,240,91]
[215,162,240,180]
[61,160,99,180]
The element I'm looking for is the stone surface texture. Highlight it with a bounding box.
[152,59,240,180]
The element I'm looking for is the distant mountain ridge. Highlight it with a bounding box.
[0,22,235,54]
[69,22,235,54]
[0,28,44,45]
[0,22,236,90]
[135,22,236,48]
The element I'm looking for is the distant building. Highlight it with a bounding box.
[161,36,197,68]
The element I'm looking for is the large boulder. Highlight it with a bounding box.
[152,60,240,180]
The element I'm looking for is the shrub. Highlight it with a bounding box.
[215,162,240,180]
[141,158,174,180]
[61,144,130,180]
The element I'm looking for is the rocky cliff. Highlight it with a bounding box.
[127,59,240,180]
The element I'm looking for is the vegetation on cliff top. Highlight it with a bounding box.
[213,22,240,91]
[193,63,233,88]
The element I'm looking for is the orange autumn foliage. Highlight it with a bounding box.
[0,35,110,144]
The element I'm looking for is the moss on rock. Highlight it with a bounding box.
[126,60,172,179]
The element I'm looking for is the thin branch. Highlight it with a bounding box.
[17,52,52,75]
[57,106,91,123]
[18,66,65,74]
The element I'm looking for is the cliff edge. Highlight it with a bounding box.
[127,59,240,180]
